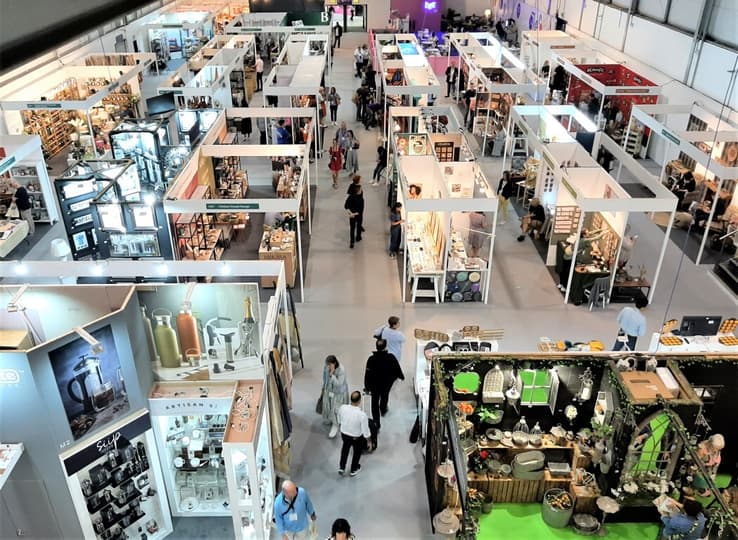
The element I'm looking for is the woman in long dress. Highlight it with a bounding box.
[322,355,349,438]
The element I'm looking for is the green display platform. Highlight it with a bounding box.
[477,503,660,540]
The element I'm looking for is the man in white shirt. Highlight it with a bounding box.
[255,55,264,92]
[353,46,363,78]
[373,316,406,363]
[338,391,371,476]
[613,297,648,351]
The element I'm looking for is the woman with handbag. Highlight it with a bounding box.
[328,140,343,189]
[320,355,348,439]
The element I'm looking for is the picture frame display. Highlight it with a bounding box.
[98,204,125,231]
[131,205,157,230]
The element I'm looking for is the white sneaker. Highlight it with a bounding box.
[328,424,339,438]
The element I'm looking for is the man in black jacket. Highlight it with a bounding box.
[344,183,364,248]
[364,338,405,436]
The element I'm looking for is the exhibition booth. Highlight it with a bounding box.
[158,35,255,110]
[53,159,176,262]
[550,49,661,153]
[629,103,738,266]
[224,12,287,35]
[262,34,328,149]
[162,108,317,299]
[0,62,148,159]
[445,32,546,156]
[519,30,578,77]
[142,11,215,65]
[0,135,60,236]
[422,347,738,539]
[161,0,249,35]
[0,264,297,539]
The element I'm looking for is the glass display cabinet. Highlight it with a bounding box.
[60,410,172,540]
[222,380,274,540]
[110,119,172,189]
[148,381,236,517]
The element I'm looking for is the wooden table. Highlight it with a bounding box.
[611,277,651,303]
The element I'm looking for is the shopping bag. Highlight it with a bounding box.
[315,390,323,415]
[308,520,318,540]
[6,203,19,219]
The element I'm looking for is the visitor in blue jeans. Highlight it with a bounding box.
[388,202,403,258]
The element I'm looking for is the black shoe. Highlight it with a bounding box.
[350,243,354,249]
[356,237,362,242]
[517,235,525,242]
[350,465,361,476]
[381,409,387,416]
[360,227,365,232]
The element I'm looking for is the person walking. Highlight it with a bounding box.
[613,297,648,351]
[11,180,34,236]
[255,55,264,92]
[354,83,369,122]
[276,119,292,144]
[329,139,343,189]
[318,87,327,126]
[497,170,513,224]
[371,146,387,186]
[333,21,343,48]
[335,122,353,162]
[344,184,364,248]
[373,316,406,363]
[327,518,355,540]
[327,87,341,125]
[337,391,372,476]
[445,65,458,98]
[344,131,359,175]
[360,44,370,71]
[364,338,405,433]
[388,202,403,258]
[353,46,364,78]
[273,481,317,540]
[321,355,349,439]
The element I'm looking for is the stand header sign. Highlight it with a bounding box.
[62,413,151,476]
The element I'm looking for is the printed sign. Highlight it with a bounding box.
[661,129,680,146]
[0,155,17,176]
[206,202,260,210]
[27,103,62,109]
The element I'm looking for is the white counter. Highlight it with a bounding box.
[0,443,24,491]
[647,332,738,354]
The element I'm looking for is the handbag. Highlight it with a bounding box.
[315,390,324,414]
[372,326,385,340]
[6,202,19,219]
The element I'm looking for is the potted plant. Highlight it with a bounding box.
[482,494,494,514]
[476,406,503,427]
[468,449,491,473]
[466,488,485,519]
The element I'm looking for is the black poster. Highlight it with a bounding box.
[49,325,130,440]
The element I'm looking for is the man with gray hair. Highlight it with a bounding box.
[273,480,316,540]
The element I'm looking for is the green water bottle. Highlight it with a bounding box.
[152,309,181,368]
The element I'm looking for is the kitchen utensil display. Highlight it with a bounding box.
[152,309,181,368]
[141,305,158,363]
[176,306,201,357]
[67,355,114,413]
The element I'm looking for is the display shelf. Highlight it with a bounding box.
[259,229,296,288]
[214,157,248,198]
[223,380,275,540]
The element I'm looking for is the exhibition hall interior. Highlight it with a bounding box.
[1,0,738,539]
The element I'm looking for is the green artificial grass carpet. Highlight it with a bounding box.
[477,503,660,540]
[454,372,481,393]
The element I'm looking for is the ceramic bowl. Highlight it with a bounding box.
[512,431,529,446]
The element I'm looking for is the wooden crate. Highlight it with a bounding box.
[482,471,572,503]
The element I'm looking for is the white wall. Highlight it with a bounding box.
[368,0,391,29]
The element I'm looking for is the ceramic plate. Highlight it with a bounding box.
[471,283,481,293]
[456,271,468,282]
[473,292,483,302]
[469,271,481,283]
[451,292,463,302]
[173,457,184,468]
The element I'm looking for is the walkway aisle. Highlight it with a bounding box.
[284,33,432,539]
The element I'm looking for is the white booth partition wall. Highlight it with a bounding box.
[224,13,288,35]
[0,62,150,160]
[397,154,498,304]
[0,135,61,229]
[519,30,578,77]
[629,103,738,266]
[163,108,316,301]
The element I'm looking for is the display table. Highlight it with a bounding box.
[647,332,738,353]
[406,219,444,303]
[570,266,610,305]
[259,229,296,288]
[611,277,651,303]
[0,220,29,258]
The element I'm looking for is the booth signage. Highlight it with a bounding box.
[585,67,605,74]
[0,156,17,176]
[27,103,62,109]
[661,129,680,146]
[0,368,21,385]
[62,413,151,476]
[206,202,259,210]
[615,88,646,94]
[550,45,577,49]
[579,74,594,85]
[561,177,577,199]
[148,397,233,416]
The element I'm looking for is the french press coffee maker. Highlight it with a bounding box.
[67,355,114,413]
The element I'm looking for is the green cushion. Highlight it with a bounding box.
[454,372,481,394]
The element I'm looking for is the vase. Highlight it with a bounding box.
[482,499,494,513]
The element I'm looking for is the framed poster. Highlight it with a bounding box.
[71,214,94,229]
[72,231,89,252]
[131,205,157,230]
[48,325,130,440]
[98,204,125,231]
[109,233,161,258]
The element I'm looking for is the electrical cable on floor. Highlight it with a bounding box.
[656,55,738,346]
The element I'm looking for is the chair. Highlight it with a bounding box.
[584,276,611,311]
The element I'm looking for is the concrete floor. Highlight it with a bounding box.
[9,30,738,540]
